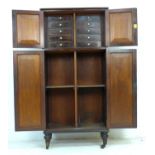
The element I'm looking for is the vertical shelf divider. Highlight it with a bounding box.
[73,12,78,127]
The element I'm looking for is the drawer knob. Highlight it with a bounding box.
[88,43,91,46]
[59,43,63,47]
[59,30,62,33]
[59,16,62,20]
[59,23,62,27]
[88,29,90,32]
[88,23,90,26]
[88,36,90,39]
[59,36,63,40]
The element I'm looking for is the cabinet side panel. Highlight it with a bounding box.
[107,51,136,127]
[14,52,43,130]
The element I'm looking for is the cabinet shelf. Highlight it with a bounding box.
[46,85,74,89]
[77,84,105,88]
[46,123,105,131]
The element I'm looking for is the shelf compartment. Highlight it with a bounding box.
[46,89,75,129]
[46,53,74,86]
[77,52,106,85]
[78,88,106,127]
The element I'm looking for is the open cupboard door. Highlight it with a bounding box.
[12,10,44,48]
[108,8,137,46]
[14,51,45,130]
[106,49,137,128]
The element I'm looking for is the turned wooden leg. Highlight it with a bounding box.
[100,131,108,149]
[44,131,52,149]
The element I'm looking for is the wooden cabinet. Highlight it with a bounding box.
[12,7,137,149]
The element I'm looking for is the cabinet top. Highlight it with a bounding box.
[40,7,108,12]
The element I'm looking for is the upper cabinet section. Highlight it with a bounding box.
[12,8,137,48]
[12,10,43,48]
[108,8,137,46]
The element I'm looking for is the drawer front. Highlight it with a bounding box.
[47,28,73,35]
[76,15,100,23]
[77,28,101,35]
[48,35,73,42]
[48,21,73,29]
[47,16,72,22]
[76,22,101,29]
[77,34,101,42]
[47,41,73,48]
[77,41,101,47]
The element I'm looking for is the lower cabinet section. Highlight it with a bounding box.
[13,49,136,149]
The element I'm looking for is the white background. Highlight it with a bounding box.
[0,0,155,153]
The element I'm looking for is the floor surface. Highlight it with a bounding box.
[8,137,153,155]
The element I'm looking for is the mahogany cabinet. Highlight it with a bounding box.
[12,7,137,149]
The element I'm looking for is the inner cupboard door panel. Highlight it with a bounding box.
[14,51,45,130]
[108,8,137,46]
[107,49,137,128]
[12,10,43,47]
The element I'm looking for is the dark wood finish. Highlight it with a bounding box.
[45,53,74,86]
[44,13,74,48]
[46,89,75,128]
[107,49,137,128]
[100,131,108,148]
[109,8,137,46]
[12,10,43,48]
[74,52,78,127]
[44,131,52,149]
[77,52,106,85]
[78,88,106,127]
[76,13,105,47]
[12,7,137,149]
[14,51,45,130]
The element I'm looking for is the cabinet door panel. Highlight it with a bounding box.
[107,50,137,128]
[14,51,45,130]
[108,8,137,46]
[12,10,43,47]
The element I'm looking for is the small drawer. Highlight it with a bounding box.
[47,16,72,22]
[76,22,101,28]
[48,21,73,28]
[48,35,73,42]
[47,28,73,35]
[47,41,73,48]
[77,34,101,42]
[76,27,101,35]
[77,41,102,47]
[76,15,100,23]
